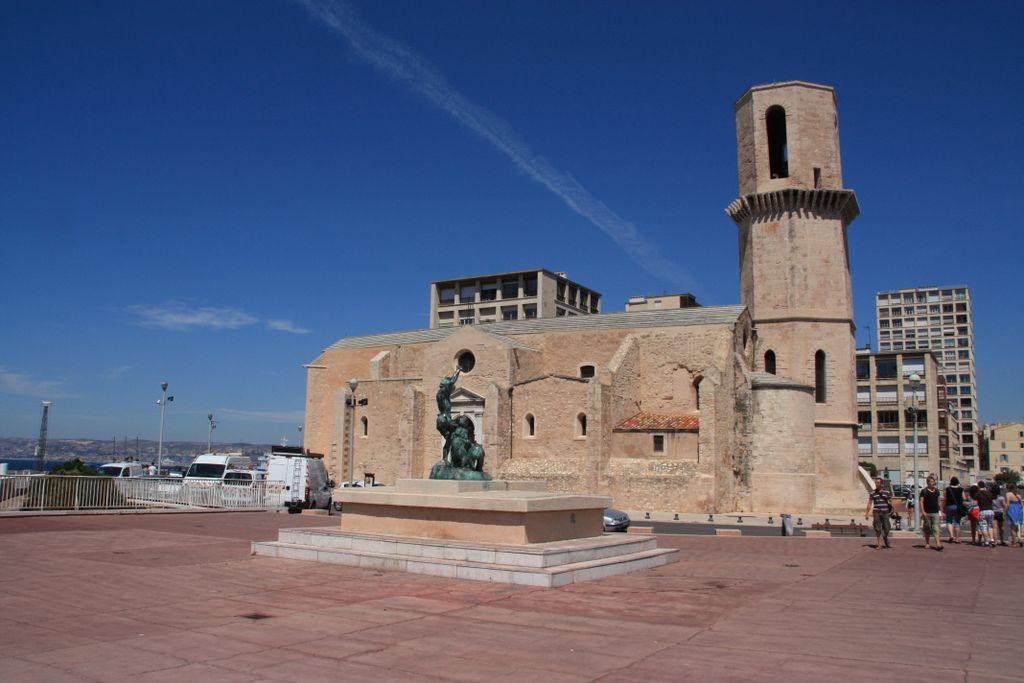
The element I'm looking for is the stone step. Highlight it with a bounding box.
[274,528,659,569]
[252,538,678,588]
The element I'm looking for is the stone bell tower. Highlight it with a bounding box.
[726,81,861,511]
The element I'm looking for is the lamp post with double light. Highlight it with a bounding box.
[347,378,358,484]
[156,382,174,476]
[207,412,217,453]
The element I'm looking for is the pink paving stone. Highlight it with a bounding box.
[1,512,1022,682]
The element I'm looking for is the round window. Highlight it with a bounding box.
[457,351,476,373]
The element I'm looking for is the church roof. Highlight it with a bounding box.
[614,412,700,432]
[325,305,746,351]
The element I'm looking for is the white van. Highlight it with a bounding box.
[183,453,251,482]
[97,461,145,478]
[265,447,333,512]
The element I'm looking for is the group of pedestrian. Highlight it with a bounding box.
[865,475,1023,550]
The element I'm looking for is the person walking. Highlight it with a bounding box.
[1005,483,1023,548]
[990,482,1006,546]
[918,476,943,551]
[967,484,980,544]
[944,476,965,544]
[975,480,996,547]
[865,477,894,549]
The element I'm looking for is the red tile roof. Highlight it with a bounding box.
[614,412,699,432]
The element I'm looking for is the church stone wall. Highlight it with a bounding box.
[749,383,817,512]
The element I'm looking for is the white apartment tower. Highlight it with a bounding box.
[875,286,977,469]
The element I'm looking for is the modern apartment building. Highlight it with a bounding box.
[624,292,699,312]
[429,269,601,329]
[855,349,967,485]
[875,286,978,469]
[984,422,1024,478]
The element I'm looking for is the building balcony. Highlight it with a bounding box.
[877,422,900,431]
[877,446,900,454]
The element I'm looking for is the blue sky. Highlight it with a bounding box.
[2,0,1022,444]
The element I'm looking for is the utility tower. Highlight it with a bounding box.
[34,401,51,472]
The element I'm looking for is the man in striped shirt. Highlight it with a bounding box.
[864,477,894,549]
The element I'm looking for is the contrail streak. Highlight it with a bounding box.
[297,0,694,288]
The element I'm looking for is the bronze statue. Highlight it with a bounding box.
[430,369,490,480]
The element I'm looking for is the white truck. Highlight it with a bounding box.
[97,461,145,478]
[265,447,334,512]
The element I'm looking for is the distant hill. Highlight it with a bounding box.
[0,437,276,467]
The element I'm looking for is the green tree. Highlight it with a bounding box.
[994,470,1022,487]
[859,460,878,478]
[50,458,99,476]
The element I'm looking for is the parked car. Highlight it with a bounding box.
[603,508,630,532]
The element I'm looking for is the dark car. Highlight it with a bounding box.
[603,508,630,532]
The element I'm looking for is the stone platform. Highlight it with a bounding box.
[252,478,679,586]
[252,527,678,587]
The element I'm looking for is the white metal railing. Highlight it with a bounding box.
[0,475,287,513]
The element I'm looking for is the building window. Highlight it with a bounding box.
[439,286,456,304]
[523,275,538,297]
[815,350,827,403]
[480,283,497,301]
[501,306,518,321]
[764,350,776,375]
[460,284,475,303]
[766,105,789,179]
[576,413,587,438]
[360,416,368,437]
[501,280,518,299]
[524,413,535,437]
[579,365,595,379]
[653,434,665,454]
[694,376,703,410]
[523,304,537,319]
[856,358,869,380]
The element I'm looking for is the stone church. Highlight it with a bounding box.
[302,81,864,514]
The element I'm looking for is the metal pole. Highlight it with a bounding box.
[349,391,356,484]
[910,373,921,531]
[157,382,167,476]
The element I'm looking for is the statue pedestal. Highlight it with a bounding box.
[253,479,679,587]
[336,479,606,544]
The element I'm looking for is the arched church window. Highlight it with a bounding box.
[815,350,827,403]
[766,105,789,179]
[576,413,588,438]
[525,413,535,437]
[361,416,368,437]
[764,350,776,375]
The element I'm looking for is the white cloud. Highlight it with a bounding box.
[128,302,258,331]
[267,319,312,335]
[298,0,694,289]
[0,366,66,398]
[217,408,306,424]
[104,365,132,379]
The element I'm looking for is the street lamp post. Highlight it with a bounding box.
[908,372,922,530]
[156,382,174,476]
[207,412,217,453]
[347,378,358,484]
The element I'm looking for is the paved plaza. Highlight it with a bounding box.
[0,511,1020,682]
